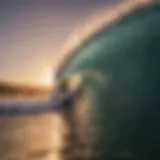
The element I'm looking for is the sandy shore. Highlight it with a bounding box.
[0,112,72,160]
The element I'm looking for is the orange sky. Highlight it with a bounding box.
[0,0,118,86]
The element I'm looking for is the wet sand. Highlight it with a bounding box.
[0,112,73,160]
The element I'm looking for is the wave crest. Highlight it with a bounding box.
[54,0,153,73]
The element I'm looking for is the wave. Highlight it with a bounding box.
[55,0,153,75]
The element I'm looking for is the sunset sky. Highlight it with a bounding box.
[0,0,118,86]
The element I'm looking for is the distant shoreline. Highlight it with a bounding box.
[0,81,51,98]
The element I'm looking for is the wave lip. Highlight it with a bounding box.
[55,0,153,75]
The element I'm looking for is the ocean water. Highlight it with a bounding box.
[1,2,160,160]
[0,98,77,160]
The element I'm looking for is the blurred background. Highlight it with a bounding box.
[0,0,120,91]
[0,0,123,160]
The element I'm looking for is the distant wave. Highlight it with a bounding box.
[0,99,52,115]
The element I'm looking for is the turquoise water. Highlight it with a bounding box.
[57,3,160,159]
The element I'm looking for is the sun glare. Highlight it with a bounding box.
[41,69,53,87]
